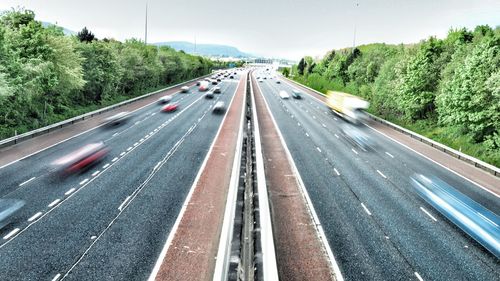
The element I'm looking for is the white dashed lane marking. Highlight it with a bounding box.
[361,203,372,216]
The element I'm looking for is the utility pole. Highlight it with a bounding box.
[145,1,148,44]
[352,2,359,53]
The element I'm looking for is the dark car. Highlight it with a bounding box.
[205,92,214,99]
[229,75,234,79]
[213,87,221,94]
[291,89,302,99]
[212,80,218,85]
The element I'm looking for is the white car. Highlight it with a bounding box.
[180,86,189,93]
[279,90,290,99]
[158,95,172,104]
[213,101,225,113]
[104,111,131,125]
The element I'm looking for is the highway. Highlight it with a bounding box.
[252,70,500,281]
[0,73,242,280]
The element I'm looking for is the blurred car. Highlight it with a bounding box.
[103,111,131,126]
[0,199,25,230]
[217,78,221,82]
[291,89,302,99]
[180,86,189,93]
[196,81,201,86]
[258,79,264,83]
[229,75,234,79]
[213,101,225,113]
[211,80,218,85]
[158,95,172,104]
[279,90,290,99]
[213,86,222,94]
[199,81,210,91]
[162,102,179,112]
[411,174,500,259]
[276,80,281,84]
[263,77,267,80]
[205,92,214,99]
[52,142,109,174]
[340,123,374,150]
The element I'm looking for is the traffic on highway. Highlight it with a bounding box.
[0,2,499,280]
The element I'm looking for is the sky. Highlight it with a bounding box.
[1,0,499,60]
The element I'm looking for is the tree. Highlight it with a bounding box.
[437,35,500,142]
[77,27,95,43]
[297,58,305,75]
[282,67,290,77]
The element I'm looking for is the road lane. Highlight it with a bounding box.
[254,71,500,281]
[0,73,241,280]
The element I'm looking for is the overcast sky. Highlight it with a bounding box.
[1,0,499,60]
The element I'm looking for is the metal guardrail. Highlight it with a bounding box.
[281,75,500,177]
[0,74,212,149]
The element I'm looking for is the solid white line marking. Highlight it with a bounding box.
[79,179,89,185]
[361,203,372,215]
[385,152,394,158]
[134,142,139,146]
[334,168,340,176]
[153,162,161,171]
[112,157,119,162]
[415,272,424,281]
[91,170,100,177]
[420,207,437,222]
[48,199,61,208]
[334,134,339,138]
[352,148,358,155]
[112,133,119,137]
[51,273,61,281]
[118,196,131,211]
[127,147,132,151]
[28,212,43,222]
[140,138,144,142]
[377,170,387,179]
[19,177,36,187]
[135,121,140,125]
[102,163,110,169]
[3,228,20,240]
[316,147,322,153]
[120,152,126,156]
[65,188,76,196]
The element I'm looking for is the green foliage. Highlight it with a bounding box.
[292,25,500,167]
[0,9,214,139]
[297,58,305,75]
[281,67,290,77]
[77,27,95,43]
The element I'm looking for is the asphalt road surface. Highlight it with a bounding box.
[252,71,499,281]
[0,73,242,280]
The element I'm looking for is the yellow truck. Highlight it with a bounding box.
[326,91,369,124]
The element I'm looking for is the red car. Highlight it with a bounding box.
[52,142,109,174]
[162,102,179,112]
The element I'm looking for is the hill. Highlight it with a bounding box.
[153,41,252,58]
